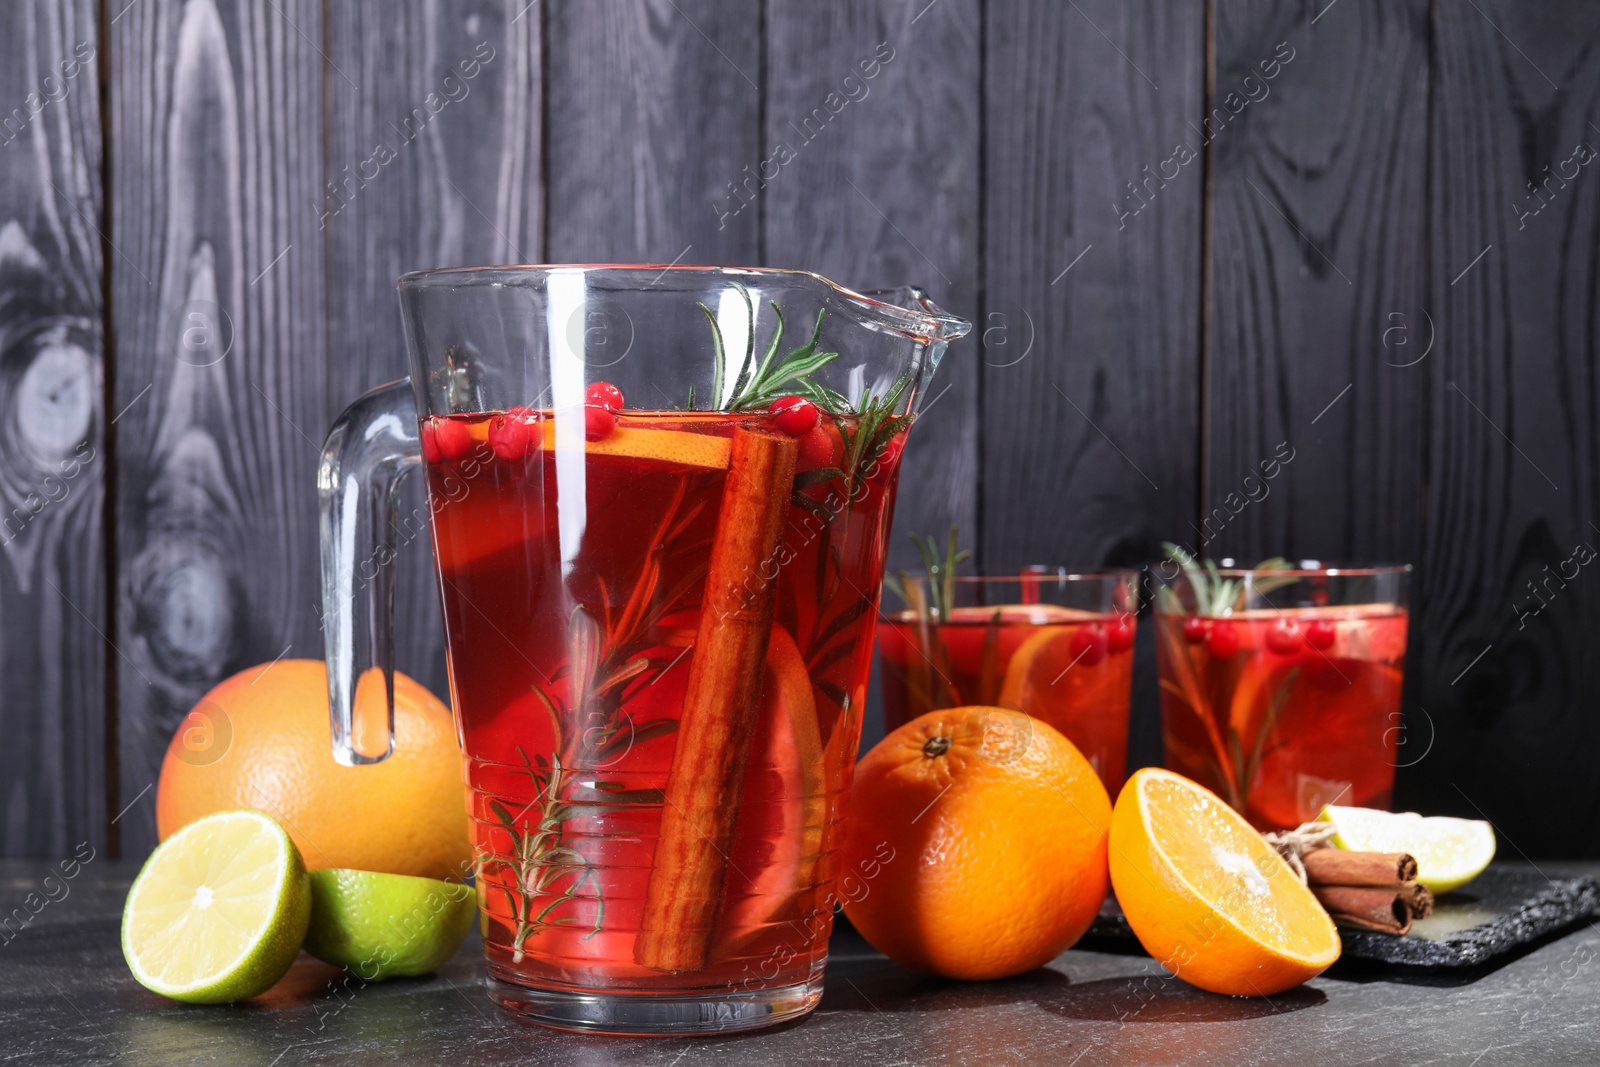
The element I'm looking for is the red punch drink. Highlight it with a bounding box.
[1154,555,1411,830]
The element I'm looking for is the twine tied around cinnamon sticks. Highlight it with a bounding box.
[1261,820,1338,883]
[1263,821,1434,935]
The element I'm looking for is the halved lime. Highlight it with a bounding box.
[303,869,475,980]
[1320,804,1496,894]
[121,810,310,1003]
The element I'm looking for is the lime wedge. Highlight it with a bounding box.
[1320,804,1496,894]
[122,810,310,1003]
[303,869,475,980]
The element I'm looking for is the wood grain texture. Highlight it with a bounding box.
[981,0,1204,572]
[982,0,1205,773]
[110,0,328,854]
[324,0,543,700]
[763,0,981,574]
[1412,0,1600,852]
[1205,0,1429,566]
[5,0,1600,864]
[0,0,104,855]
[544,0,761,264]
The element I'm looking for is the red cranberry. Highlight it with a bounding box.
[1107,615,1135,653]
[1068,624,1109,666]
[1304,620,1337,650]
[432,417,472,460]
[1265,619,1303,656]
[1181,616,1210,644]
[585,381,624,412]
[584,404,616,442]
[769,395,820,437]
[419,420,442,464]
[797,424,839,470]
[488,409,540,459]
[1205,621,1241,658]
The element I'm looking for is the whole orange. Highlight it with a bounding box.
[839,706,1111,980]
[156,660,472,881]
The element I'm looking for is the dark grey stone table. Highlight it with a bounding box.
[4,860,1598,1066]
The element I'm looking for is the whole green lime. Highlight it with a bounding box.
[303,868,475,979]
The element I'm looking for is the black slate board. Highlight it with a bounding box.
[1086,865,1600,968]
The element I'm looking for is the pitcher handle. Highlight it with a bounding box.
[318,378,421,765]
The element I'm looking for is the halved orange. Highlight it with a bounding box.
[1109,767,1339,996]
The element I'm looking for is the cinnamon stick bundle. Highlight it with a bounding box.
[635,426,798,973]
[1264,823,1432,936]
[1303,847,1431,934]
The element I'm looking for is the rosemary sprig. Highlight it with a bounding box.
[696,283,850,412]
[1159,542,1294,616]
[1154,543,1308,814]
[879,527,971,714]
[693,285,914,491]
[883,526,967,618]
[902,527,969,621]
[484,745,603,961]
[837,375,909,487]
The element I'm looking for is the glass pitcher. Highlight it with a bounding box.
[318,266,968,1034]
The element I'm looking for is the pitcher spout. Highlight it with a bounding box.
[845,283,973,344]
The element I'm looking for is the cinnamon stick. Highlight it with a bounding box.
[1311,885,1413,935]
[1303,849,1418,887]
[1401,881,1435,920]
[635,426,798,973]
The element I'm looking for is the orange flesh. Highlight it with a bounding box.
[1140,772,1338,963]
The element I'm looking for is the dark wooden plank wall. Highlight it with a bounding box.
[1418,1,1600,854]
[983,0,1204,768]
[0,0,105,855]
[1207,0,1429,567]
[110,0,330,856]
[5,0,1600,858]
[982,0,1203,571]
[1205,0,1432,782]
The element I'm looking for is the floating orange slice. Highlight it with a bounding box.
[717,623,827,956]
[1109,767,1340,996]
[451,414,732,470]
[997,626,1111,710]
[995,627,1131,788]
[541,419,731,470]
